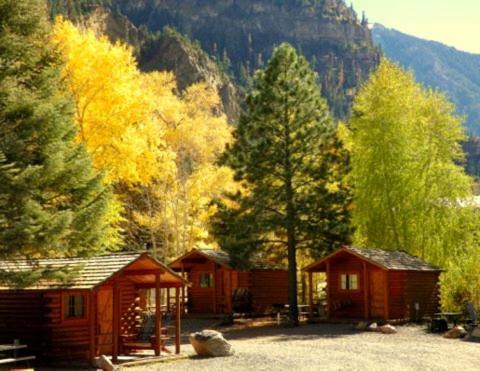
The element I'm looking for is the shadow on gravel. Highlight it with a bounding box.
[214,323,359,342]
[178,324,359,343]
[177,319,364,344]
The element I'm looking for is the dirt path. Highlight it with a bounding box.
[127,323,479,371]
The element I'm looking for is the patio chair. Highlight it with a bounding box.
[466,303,478,334]
[232,288,253,314]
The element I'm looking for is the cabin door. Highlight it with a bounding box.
[97,287,113,355]
[369,270,386,318]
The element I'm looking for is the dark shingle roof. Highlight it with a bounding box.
[196,249,231,267]
[347,246,442,271]
[304,246,443,272]
[0,252,186,290]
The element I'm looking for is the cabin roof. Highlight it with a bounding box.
[169,249,232,270]
[303,246,443,272]
[0,252,188,290]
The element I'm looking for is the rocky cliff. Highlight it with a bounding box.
[140,29,241,121]
[109,0,380,119]
[50,3,241,122]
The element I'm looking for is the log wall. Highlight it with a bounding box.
[403,271,441,320]
[250,270,288,314]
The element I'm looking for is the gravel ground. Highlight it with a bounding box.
[128,321,479,371]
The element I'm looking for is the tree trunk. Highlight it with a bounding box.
[282,66,298,326]
[287,218,299,325]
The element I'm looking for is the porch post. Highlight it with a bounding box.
[155,272,162,356]
[112,279,120,363]
[212,263,217,314]
[181,265,186,314]
[89,290,96,363]
[326,261,331,319]
[167,289,171,312]
[175,287,181,354]
[384,270,390,320]
[363,262,369,319]
[308,271,314,319]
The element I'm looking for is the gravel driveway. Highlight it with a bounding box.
[128,322,479,371]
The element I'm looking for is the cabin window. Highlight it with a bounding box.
[64,294,85,319]
[199,273,213,288]
[340,273,359,290]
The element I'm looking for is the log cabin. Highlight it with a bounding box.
[169,249,288,315]
[0,252,188,365]
[303,246,442,321]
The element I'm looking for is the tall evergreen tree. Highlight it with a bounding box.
[0,0,112,285]
[213,43,351,324]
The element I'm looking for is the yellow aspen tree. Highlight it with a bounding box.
[133,78,237,260]
[52,19,168,185]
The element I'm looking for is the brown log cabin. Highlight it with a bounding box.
[0,252,188,365]
[303,246,442,321]
[169,249,288,315]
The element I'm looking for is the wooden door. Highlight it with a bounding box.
[369,270,385,318]
[97,287,113,355]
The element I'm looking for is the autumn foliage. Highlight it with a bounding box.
[52,19,235,257]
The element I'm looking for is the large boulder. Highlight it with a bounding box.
[443,326,467,339]
[189,329,234,357]
[378,324,397,334]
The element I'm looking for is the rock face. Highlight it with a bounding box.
[189,330,234,357]
[82,7,145,52]
[139,30,241,121]
[77,7,241,123]
[109,0,380,119]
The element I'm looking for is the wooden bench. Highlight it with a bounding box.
[0,343,35,366]
[0,355,36,365]
[121,333,171,354]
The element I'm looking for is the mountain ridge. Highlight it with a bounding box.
[109,0,381,120]
[372,23,480,135]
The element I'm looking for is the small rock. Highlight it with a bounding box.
[189,329,234,357]
[95,355,119,371]
[471,327,480,338]
[355,321,369,331]
[368,322,378,331]
[379,324,397,334]
[443,326,467,339]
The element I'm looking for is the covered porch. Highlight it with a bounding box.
[303,248,374,321]
[90,253,190,364]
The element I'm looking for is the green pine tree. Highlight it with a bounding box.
[0,0,113,286]
[212,43,351,325]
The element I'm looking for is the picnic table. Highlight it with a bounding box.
[0,341,35,365]
[434,312,462,326]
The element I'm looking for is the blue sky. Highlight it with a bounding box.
[351,0,480,54]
